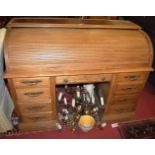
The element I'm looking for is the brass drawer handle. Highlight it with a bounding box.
[29,116,45,122]
[64,79,69,83]
[27,106,45,112]
[122,87,135,92]
[101,77,106,81]
[24,91,44,97]
[21,80,42,86]
[124,75,140,81]
[118,98,128,103]
[115,108,125,113]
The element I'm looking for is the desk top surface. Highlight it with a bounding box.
[7,18,141,30]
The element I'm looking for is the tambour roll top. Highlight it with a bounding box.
[4,18,153,78]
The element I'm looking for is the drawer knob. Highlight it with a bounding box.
[64,79,69,83]
[101,77,106,81]
[22,80,42,86]
[24,91,44,97]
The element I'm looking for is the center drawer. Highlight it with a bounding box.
[16,87,51,103]
[56,73,112,84]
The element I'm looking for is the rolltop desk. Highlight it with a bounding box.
[3,18,153,132]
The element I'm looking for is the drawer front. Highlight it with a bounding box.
[110,95,138,105]
[108,104,135,114]
[13,77,50,88]
[114,84,143,95]
[21,112,55,123]
[18,102,52,113]
[116,72,147,83]
[56,74,112,84]
[16,88,51,103]
[19,120,56,132]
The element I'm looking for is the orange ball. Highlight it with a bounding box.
[78,115,95,132]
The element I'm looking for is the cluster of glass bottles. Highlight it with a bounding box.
[56,84,105,131]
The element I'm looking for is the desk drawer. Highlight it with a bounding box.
[114,83,143,95]
[16,87,51,103]
[108,104,135,114]
[19,120,56,132]
[18,102,52,113]
[116,72,147,83]
[56,74,112,84]
[21,111,55,123]
[13,77,50,88]
[110,95,138,105]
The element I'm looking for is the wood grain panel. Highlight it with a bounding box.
[7,18,141,29]
[49,77,57,119]
[7,79,22,118]
[18,102,52,113]
[104,112,135,123]
[21,111,55,123]
[116,72,147,83]
[4,27,152,76]
[4,67,153,79]
[56,73,112,84]
[113,83,144,95]
[107,104,135,114]
[110,94,139,106]
[19,120,56,132]
[104,74,117,114]
[13,77,50,88]
[15,87,51,103]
